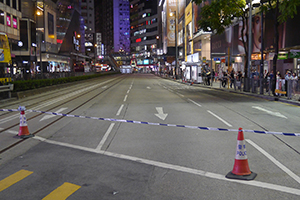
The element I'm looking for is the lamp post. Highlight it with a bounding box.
[259,0,266,94]
[37,0,44,76]
[247,0,252,92]
[170,11,178,79]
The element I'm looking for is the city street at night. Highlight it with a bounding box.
[1,74,300,199]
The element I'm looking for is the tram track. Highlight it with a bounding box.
[0,75,126,154]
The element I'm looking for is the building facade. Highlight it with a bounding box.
[80,0,95,63]
[130,0,158,72]
[0,0,22,77]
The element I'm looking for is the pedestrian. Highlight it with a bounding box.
[222,71,228,88]
[265,72,270,92]
[212,69,216,82]
[292,72,298,96]
[230,69,235,88]
[206,69,211,85]
[236,71,242,89]
[285,71,292,99]
[276,71,282,96]
[214,71,218,82]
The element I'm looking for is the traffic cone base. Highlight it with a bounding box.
[226,171,257,181]
[18,124,34,139]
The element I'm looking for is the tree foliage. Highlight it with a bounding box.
[193,0,246,35]
[192,0,300,94]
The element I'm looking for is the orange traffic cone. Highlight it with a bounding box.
[17,106,34,139]
[226,128,256,180]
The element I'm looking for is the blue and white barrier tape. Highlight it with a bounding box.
[1,108,300,137]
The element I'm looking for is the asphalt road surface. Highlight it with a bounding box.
[0,73,300,199]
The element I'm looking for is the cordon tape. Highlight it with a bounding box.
[1,108,300,137]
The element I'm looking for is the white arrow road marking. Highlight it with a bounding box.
[252,106,287,119]
[155,107,168,120]
[39,108,68,121]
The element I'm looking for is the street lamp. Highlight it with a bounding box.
[259,0,266,94]
[246,0,253,92]
[170,11,178,79]
[36,0,44,76]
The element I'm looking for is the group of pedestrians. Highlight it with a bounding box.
[275,70,298,99]
[201,68,215,85]
[198,67,299,99]
[218,69,243,89]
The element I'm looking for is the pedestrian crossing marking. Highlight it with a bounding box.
[0,170,33,192]
[42,182,81,200]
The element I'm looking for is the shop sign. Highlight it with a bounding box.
[221,57,225,63]
[289,50,300,58]
[251,53,266,60]
[278,52,288,60]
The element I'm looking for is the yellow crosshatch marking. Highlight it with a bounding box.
[0,170,33,192]
[42,182,81,200]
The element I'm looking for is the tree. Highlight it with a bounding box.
[192,0,251,91]
[262,0,300,95]
[192,0,300,94]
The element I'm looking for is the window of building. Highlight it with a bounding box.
[6,0,10,6]
[12,0,17,9]
[6,13,11,27]
[0,0,3,3]
[18,0,21,11]
[0,10,4,24]
[13,16,17,28]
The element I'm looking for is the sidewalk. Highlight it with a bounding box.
[160,75,300,107]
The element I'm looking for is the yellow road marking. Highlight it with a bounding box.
[0,170,33,192]
[42,182,81,200]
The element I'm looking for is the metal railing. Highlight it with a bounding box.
[216,76,300,100]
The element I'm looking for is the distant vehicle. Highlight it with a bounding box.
[95,63,111,72]
[120,65,132,74]
[0,32,12,64]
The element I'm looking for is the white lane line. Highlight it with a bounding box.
[246,139,300,185]
[123,95,128,102]
[96,123,115,151]
[188,99,202,107]
[116,104,124,116]
[127,90,130,94]
[207,110,232,127]
[176,92,184,97]
[25,135,300,196]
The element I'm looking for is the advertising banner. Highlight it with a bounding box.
[166,0,177,47]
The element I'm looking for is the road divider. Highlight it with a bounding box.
[1,108,300,137]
